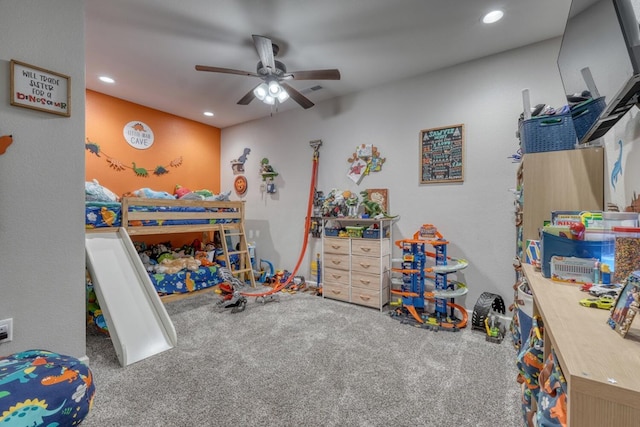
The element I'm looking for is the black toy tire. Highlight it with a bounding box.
[471,292,506,331]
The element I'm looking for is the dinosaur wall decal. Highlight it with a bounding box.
[611,139,623,190]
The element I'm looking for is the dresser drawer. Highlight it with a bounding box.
[351,239,381,257]
[323,282,350,303]
[351,271,381,291]
[351,255,381,274]
[323,267,349,286]
[323,253,349,271]
[324,237,350,255]
[351,286,389,309]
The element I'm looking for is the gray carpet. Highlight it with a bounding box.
[82,292,522,427]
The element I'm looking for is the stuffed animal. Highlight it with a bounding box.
[154,257,201,274]
[86,179,119,202]
[195,251,214,267]
[131,188,175,199]
[174,185,192,198]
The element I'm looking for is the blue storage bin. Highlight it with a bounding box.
[571,97,606,143]
[519,112,577,153]
[324,228,340,237]
[541,231,604,278]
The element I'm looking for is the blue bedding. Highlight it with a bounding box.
[85,201,122,228]
[126,205,240,227]
[150,265,223,294]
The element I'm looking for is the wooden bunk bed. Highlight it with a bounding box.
[86,196,255,302]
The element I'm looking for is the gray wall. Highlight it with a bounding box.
[221,38,569,308]
[0,0,86,358]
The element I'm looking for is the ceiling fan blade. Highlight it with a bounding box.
[237,84,261,105]
[252,35,276,73]
[280,82,314,109]
[284,69,341,80]
[195,65,259,77]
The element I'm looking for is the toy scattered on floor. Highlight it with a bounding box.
[484,314,506,344]
[471,292,506,333]
[389,224,469,331]
[215,267,249,312]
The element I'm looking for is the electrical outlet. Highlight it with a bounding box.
[0,318,13,343]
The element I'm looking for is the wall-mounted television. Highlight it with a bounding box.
[558,0,640,142]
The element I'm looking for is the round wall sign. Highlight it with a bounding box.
[234,176,248,195]
[123,121,154,150]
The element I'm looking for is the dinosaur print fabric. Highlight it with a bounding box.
[0,350,95,426]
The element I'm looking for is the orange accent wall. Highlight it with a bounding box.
[85,90,220,197]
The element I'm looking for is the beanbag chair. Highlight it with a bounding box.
[0,349,95,426]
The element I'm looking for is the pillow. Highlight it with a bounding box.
[85,179,119,202]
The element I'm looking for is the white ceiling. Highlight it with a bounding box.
[85,0,571,128]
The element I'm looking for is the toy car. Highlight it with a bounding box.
[588,284,621,297]
[579,294,617,310]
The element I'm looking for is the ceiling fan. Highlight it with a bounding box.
[195,35,341,109]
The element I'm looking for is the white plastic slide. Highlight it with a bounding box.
[85,228,177,367]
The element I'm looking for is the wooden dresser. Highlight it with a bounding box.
[321,218,392,311]
[523,263,640,426]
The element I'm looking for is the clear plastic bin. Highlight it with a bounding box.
[612,226,640,284]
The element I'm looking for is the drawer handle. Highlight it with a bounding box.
[331,245,341,249]
[331,274,342,279]
[359,279,371,284]
[360,247,371,252]
[358,295,371,301]
[359,262,371,268]
[331,260,342,265]
[331,290,342,295]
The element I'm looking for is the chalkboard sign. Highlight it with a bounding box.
[419,124,464,184]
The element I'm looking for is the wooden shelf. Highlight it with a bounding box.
[521,148,603,242]
[523,263,640,426]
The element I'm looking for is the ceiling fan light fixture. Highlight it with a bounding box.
[277,90,289,103]
[268,80,281,96]
[264,95,276,105]
[254,83,268,101]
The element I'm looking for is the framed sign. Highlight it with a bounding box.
[10,60,70,117]
[420,124,464,184]
[367,189,388,213]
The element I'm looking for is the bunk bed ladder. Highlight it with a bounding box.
[218,223,256,287]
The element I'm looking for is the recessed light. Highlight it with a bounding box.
[99,76,115,83]
[203,111,214,117]
[483,10,504,24]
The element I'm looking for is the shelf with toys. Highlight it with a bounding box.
[522,263,640,426]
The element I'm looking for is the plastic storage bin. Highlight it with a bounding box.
[603,211,639,229]
[541,231,604,278]
[324,228,340,237]
[519,112,577,154]
[363,225,389,239]
[612,226,640,284]
[571,97,606,142]
[346,226,365,238]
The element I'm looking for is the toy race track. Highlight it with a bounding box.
[389,224,469,331]
[215,140,323,310]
